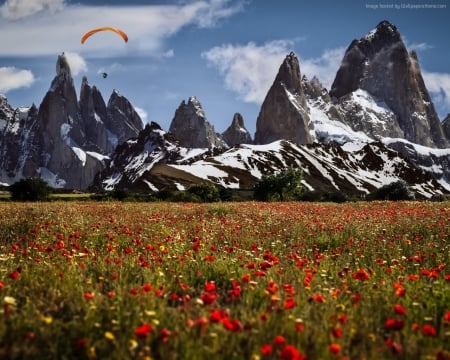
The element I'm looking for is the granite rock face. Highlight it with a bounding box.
[0,53,143,189]
[254,52,314,145]
[222,113,252,146]
[169,96,228,149]
[330,20,448,148]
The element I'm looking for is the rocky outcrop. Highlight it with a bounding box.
[443,114,450,142]
[330,20,448,148]
[254,52,313,145]
[169,96,228,149]
[222,113,252,146]
[105,90,144,147]
[0,53,143,189]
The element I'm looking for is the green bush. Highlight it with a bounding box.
[254,167,303,201]
[186,182,220,202]
[9,178,51,201]
[368,180,415,201]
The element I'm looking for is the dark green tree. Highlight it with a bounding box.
[368,180,415,201]
[254,167,303,201]
[187,182,220,202]
[10,178,51,201]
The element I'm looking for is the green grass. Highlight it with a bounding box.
[0,201,448,359]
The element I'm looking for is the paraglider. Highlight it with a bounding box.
[101,72,108,79]
[81,27,128,44]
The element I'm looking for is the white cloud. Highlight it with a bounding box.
[0,67,35,92]
[134,106,148,123]
[423,71,450,117]
[202,41,344,103]
[300,47,345,90]
[0,1,245,57]
[202,40,295,103]
[194,0,247,28]
[64,52,87,76]
[0,0,65,20]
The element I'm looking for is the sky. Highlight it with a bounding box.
[0,0,449,137]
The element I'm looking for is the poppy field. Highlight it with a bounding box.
[0,200,449,360]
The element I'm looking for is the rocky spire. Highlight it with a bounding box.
[330,20,448,148]
[222,113,252,146]
[254,52,313,145]
[169,96,228,149]
[443,114,450,142]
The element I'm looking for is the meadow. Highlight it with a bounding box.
[0,201,448,360]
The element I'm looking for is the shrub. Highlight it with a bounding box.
[9,178,51,201]
[186,182,220,202]
[254,167,303,201]
[368,180,415,201]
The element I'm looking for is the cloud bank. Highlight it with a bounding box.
[202,40,344,104]
[0,67,34,92]
[0,0,246,57]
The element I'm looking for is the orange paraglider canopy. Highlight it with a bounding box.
[81,27,128,44]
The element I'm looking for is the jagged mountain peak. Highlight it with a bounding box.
[364,20,401,44]
[254,51,313,145]
[56,52,71,77]
[330,20,448,148]
[222,113,252,147]
[169,96,228,149]
[275,51,303,94]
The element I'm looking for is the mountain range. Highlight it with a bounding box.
[1,20,449,199]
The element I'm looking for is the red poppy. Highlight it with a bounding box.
[280,345,305,360]
[273,335,286,347]
[421,324,437,337]
[332,327,342,338]
[393,304,407,315]
[204,281,216,293]
[352,268,370,281]
[261,344,272,356]
[134,323,153,339]
[83,291,94,300]
[444,311,450,323]
[284,298,296,309]
[385,318,404,331]
[9,271,20,280]
[329,343,341,355]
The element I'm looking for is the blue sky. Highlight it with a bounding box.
[0,0,449,136]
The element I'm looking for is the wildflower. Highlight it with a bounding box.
[9,271,20,280]
[273,335,286,347]
[352,269,369,281]
[444,311,450,323]
[204,281,216,293]
[385,318,404,331]
[332,327,342,338]
[284,298,296,309]
[310,294,325,303]
[159,328,171,342]
[329,343,341,355]
[84,292,94,300]
[280,345,305,360]
[134,323,153,339]
[385,338,403,354]
[3,296,16,306]
[0,282,5,289]
[261,344,272,356]
[104,331,115,341]
[421,324,436,337]
[393,304,407,315]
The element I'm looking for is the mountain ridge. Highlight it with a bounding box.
[1,21,449,199]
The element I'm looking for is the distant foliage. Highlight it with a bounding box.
[368,180,415,201]
[10,178,51,201]
[254,167,303,201]
[186,182,220,202]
